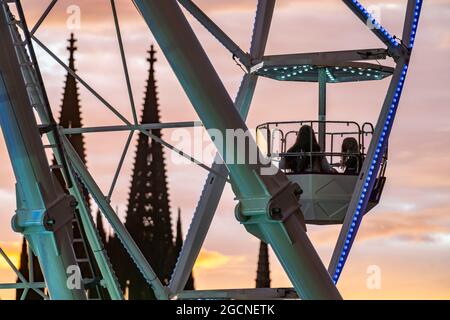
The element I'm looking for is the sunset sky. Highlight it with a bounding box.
[1,0,450,300]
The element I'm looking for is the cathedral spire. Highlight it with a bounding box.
[59,32,87,164]
[114,45,175,299]
[141,44,161,124]
[174,208,195,290]
[175,208,183,249]
[148,44,157,70]
[255,241,271,288]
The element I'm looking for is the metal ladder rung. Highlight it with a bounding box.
[31,103,43,109]
[12,40,26,47]
[83,278,99,283]
[73,238,84,243]
[43,144,57,149]
[76,258,90,263]
[8,19,21,27]
[25,82,37,88]
[20,61,33,67]
[38,124,54,134]
[83,277,102,287]
[49,164,63,170]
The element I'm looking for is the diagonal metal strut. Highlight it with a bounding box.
[133,0,341,300]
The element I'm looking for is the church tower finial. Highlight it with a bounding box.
[67,33,77,70]
[148,44,157,67]
[59,33,86,164]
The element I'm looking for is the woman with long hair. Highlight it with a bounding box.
[283,125,333,173]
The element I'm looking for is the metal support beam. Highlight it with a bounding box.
[169,0,273,295]
[169,73,257,295]
[133,0,341,300]
[318,68,327,150]
[61,134,169,300]
[249,0,276,63]
[329,0,423,283]
[402,0,423,49]
[134,0,263,196]
[177,0,251,68]
[0,6,86,299]
[4,4,122,299]
[62,121,202,135]
[261,48,388,68]
[107,130,134,200]
[328,59,408,282]
[0,282,46,290]
[111,0,139,125]
[12,1,73,188]
[64,150,124,300]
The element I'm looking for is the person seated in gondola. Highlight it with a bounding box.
[340,137,363,174]
[280,125,334,173]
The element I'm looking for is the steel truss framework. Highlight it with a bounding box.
[0,0,422,300]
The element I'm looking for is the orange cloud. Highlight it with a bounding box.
[0,241,22,300]
[0,241,21,271]
[309,206,450,247]
[194,249,245,270]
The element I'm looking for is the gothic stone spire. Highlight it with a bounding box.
[120,45,175,299]
[174,208,195,290]
[59,32,87,164]
[256,241,271,288]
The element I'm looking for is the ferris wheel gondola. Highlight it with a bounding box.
[255,58,393,224]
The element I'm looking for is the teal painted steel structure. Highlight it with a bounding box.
[133,0,341,300]
[169,0,273,294]
[0,6,86,299]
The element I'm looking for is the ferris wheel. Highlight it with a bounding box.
[0,0,423,300]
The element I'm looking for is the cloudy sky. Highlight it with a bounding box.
[1,0,450,300]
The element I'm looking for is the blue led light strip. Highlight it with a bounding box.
[332,0,423,284]
[408,0,423,48]
[333,63,408,283]
[348,0,399,47]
